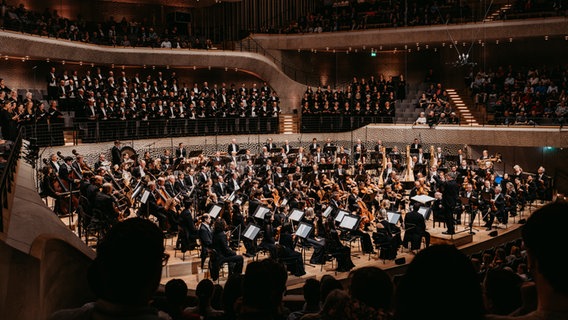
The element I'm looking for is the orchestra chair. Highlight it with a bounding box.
[207,249,231,283]
[401,223,427,254]
[320,252,337,275]
[173,233,200,262]
[340,231,362,254]
[371,228,398,263]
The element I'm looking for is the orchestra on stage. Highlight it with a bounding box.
[39,138,551,275]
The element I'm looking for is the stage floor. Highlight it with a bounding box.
[54,198,541,292]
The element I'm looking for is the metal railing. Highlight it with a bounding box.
[0,130,23,232]
[70,117,280,144]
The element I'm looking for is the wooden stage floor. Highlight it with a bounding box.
[157,203,540,292]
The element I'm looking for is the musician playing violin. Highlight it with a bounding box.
[483,185,506,230]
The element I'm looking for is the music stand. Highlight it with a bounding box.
[208,203,223,219]
[227,191,237,202]
[322,206,334,218]
[458,197,479,235]
[411,195,435,205]
[339,214,361,232]
[280,197,289,207]
[418,206,432,220]
[243,224,261,241]
[295,222,313,239]
[324,146,337,155]
[387,211,401,225]
[295,222,316,268]
[288,208,305,222]
[335,209,350,224]
[237,149,247,155]
[253,205,271,220]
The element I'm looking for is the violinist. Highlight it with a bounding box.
[59,156,81,187]
[460,183,478,229]
[277,222,306,277]
[403,202,431,251]
[536,166,549,203]
[504,182,518,219]
[93,182,121,233]
[177,200,199,253]
[258,213,277,258]
[136,181,167,230]
[322,216,355,272]
[483,185,506,231]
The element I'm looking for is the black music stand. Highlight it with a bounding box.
[324,146,337,155]
[339,214,361,232]
[237,149,247,155]
[288,208,305,223]
[457,196,478,235]
[295,222,316,268]
[387,211,401,225]
[253,205,271,220]
[334,209,350,224]
[418,206,432,221]
[208,203,224,219]
[322,206,334,219]
[242,224,261,241]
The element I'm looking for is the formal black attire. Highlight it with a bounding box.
[403,208,430,250]
[210,228,244,280]
[198,222,213,268]
[177,207,198,252]
[111,145,121,166]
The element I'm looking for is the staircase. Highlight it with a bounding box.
[483,3,512,22]
[446,89,479,126]
[279,114,298,134]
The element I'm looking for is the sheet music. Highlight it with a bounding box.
[339,215,359,230]
[209,204,222,219]
[296,223,312,239]
[323,206,333,218]
[289,209,304,222]
[140,190,150,204]
[243,225,260,240]
[335,210,349,223]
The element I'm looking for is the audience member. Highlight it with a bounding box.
[152,279,194,320]
[184,279,224,319]
[287,278,321,320]
[49,218,168,320]
[236,258,289,320]
[348,266,394,320]
[486,201,568,320]
[300,289,351,320]
[483,268,524,316]
[393,244,485,320]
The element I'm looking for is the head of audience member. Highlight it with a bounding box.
[521,201,568,309]
[393,244,485,320]
[483,268,523,315]
[303,278,321,310]
[319,274,343,305]
[194,279,216,315]
[222,273,244,318]
[88,218,165,306]
[349,266,393,313]
[318,289,352,320]
[164,278,188,308]
[240,258,288,317]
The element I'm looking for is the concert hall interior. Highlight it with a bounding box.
[1,1,568,319]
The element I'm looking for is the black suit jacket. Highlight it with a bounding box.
[111,146,121,166]
[227,143,240,154]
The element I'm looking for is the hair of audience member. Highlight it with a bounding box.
[195,279,215,315]
[319,274,343,304]
[211,283,224,311]
[393,244,485,320]
[349,266,393,311]
[303,278,321,307]
[483,268,523,315]
[164,278,189,307]
[521,201,568,296]
[88,218,165,306]
[242,258,288,312]
[319,289,352,320]
[222,273,244,317]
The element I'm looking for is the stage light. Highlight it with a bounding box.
[370,52,377,57]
